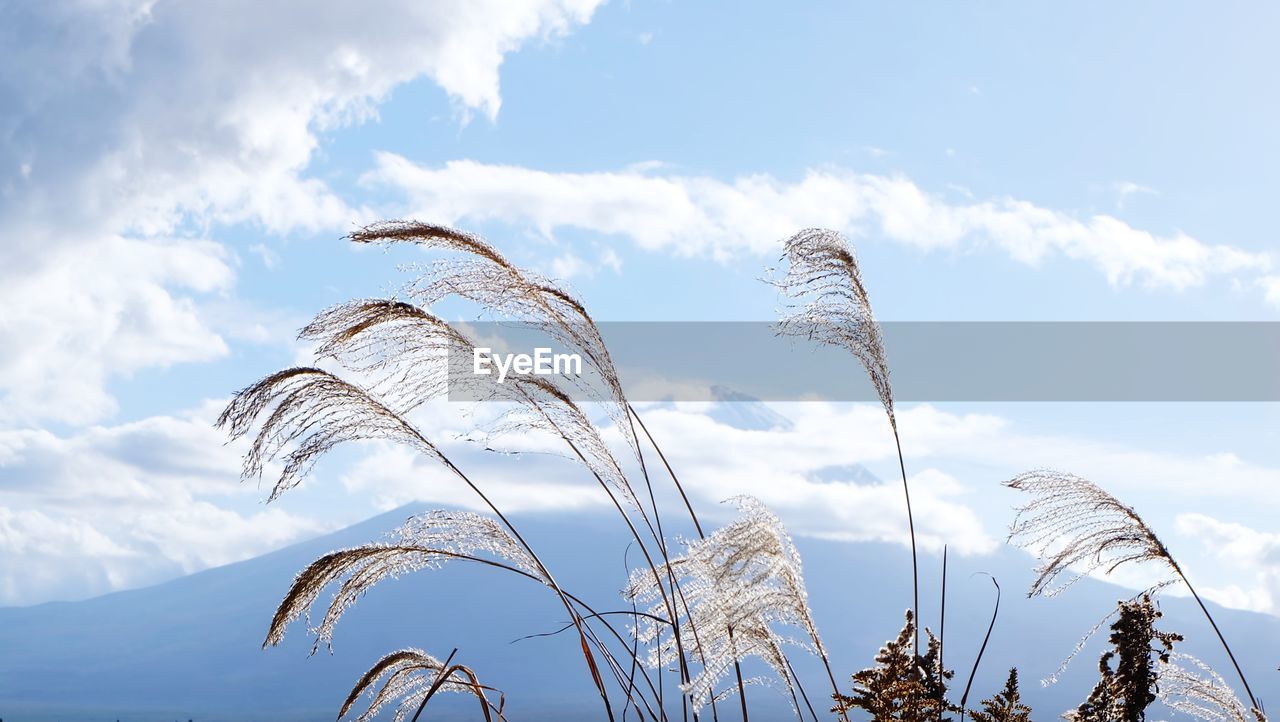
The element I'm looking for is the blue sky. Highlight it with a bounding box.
[2,0,1279,619]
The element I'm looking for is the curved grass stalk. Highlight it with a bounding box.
[774,227,918,662]
[1004,470,1258,710]
[958,576,1000,722]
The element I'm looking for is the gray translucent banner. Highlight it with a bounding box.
[447,322,1280,402]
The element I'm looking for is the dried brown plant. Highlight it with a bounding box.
[1069,595,1181,722]
[833,611,956,722]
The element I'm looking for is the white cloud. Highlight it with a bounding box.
[1111,180,1157,207]
[0,400,325,605]
[1174,514,1280,614]
[1261,276,1280,308]
[2,0,604,236]
[340,442,611,514]
[366,156,1273,293]
[0,236,233,424]
[249,242,281,270]
[634,403,997,555]
[324,397,1280,574]
[1089,180,1158,210]
[0,0,605,423]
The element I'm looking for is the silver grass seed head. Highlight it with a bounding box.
[347,220,637,454]
[217,368,444,501]
[339,648,482,722]
[1004,469,1176,598]
[264,510,543,652]
[773,228,895,427]
[1156,653,1263,722]
[625,496,823,711]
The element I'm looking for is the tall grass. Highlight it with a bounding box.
[221,222,1266,722]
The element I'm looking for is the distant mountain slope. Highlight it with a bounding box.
[1,504,1275,721]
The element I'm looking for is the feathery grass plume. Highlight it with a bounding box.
[625,496,827,711]
[347,220,636,453]
[299,296,642,513]
[772,227,919,659]
[217,368,445,501]
[1003,470,1177,597]
[1156,653,1266,722]
[492,376,642,512]
[773,228,894,427]
[703,617,807,721]
[344,224,694,715]
[265,510,544,651]
[1004,470,1261,711]
[338,648,502,722]
[299,299,475,412]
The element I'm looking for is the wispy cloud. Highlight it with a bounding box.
[366,156,1274,295]
[1095,180,1158,210]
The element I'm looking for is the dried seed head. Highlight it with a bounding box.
[217,368,443,501]
[1156,653,1264,722]
[1004,470,1176,597]
[626,496,822,710]
[299,299,474,412]
[773,228,894,427]
[346,220,637,454]
[265,510,543,651]
[338,648,484,722]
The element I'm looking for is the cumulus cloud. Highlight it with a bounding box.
[0,401,324,605]
[0,0,604,423]
[1,0,603,239]
[634,403,998,556]
[365,156,1273,292]
[0,237,233,424]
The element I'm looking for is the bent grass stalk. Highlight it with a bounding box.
[774,227,919,661]
[1004,470,1259,711]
